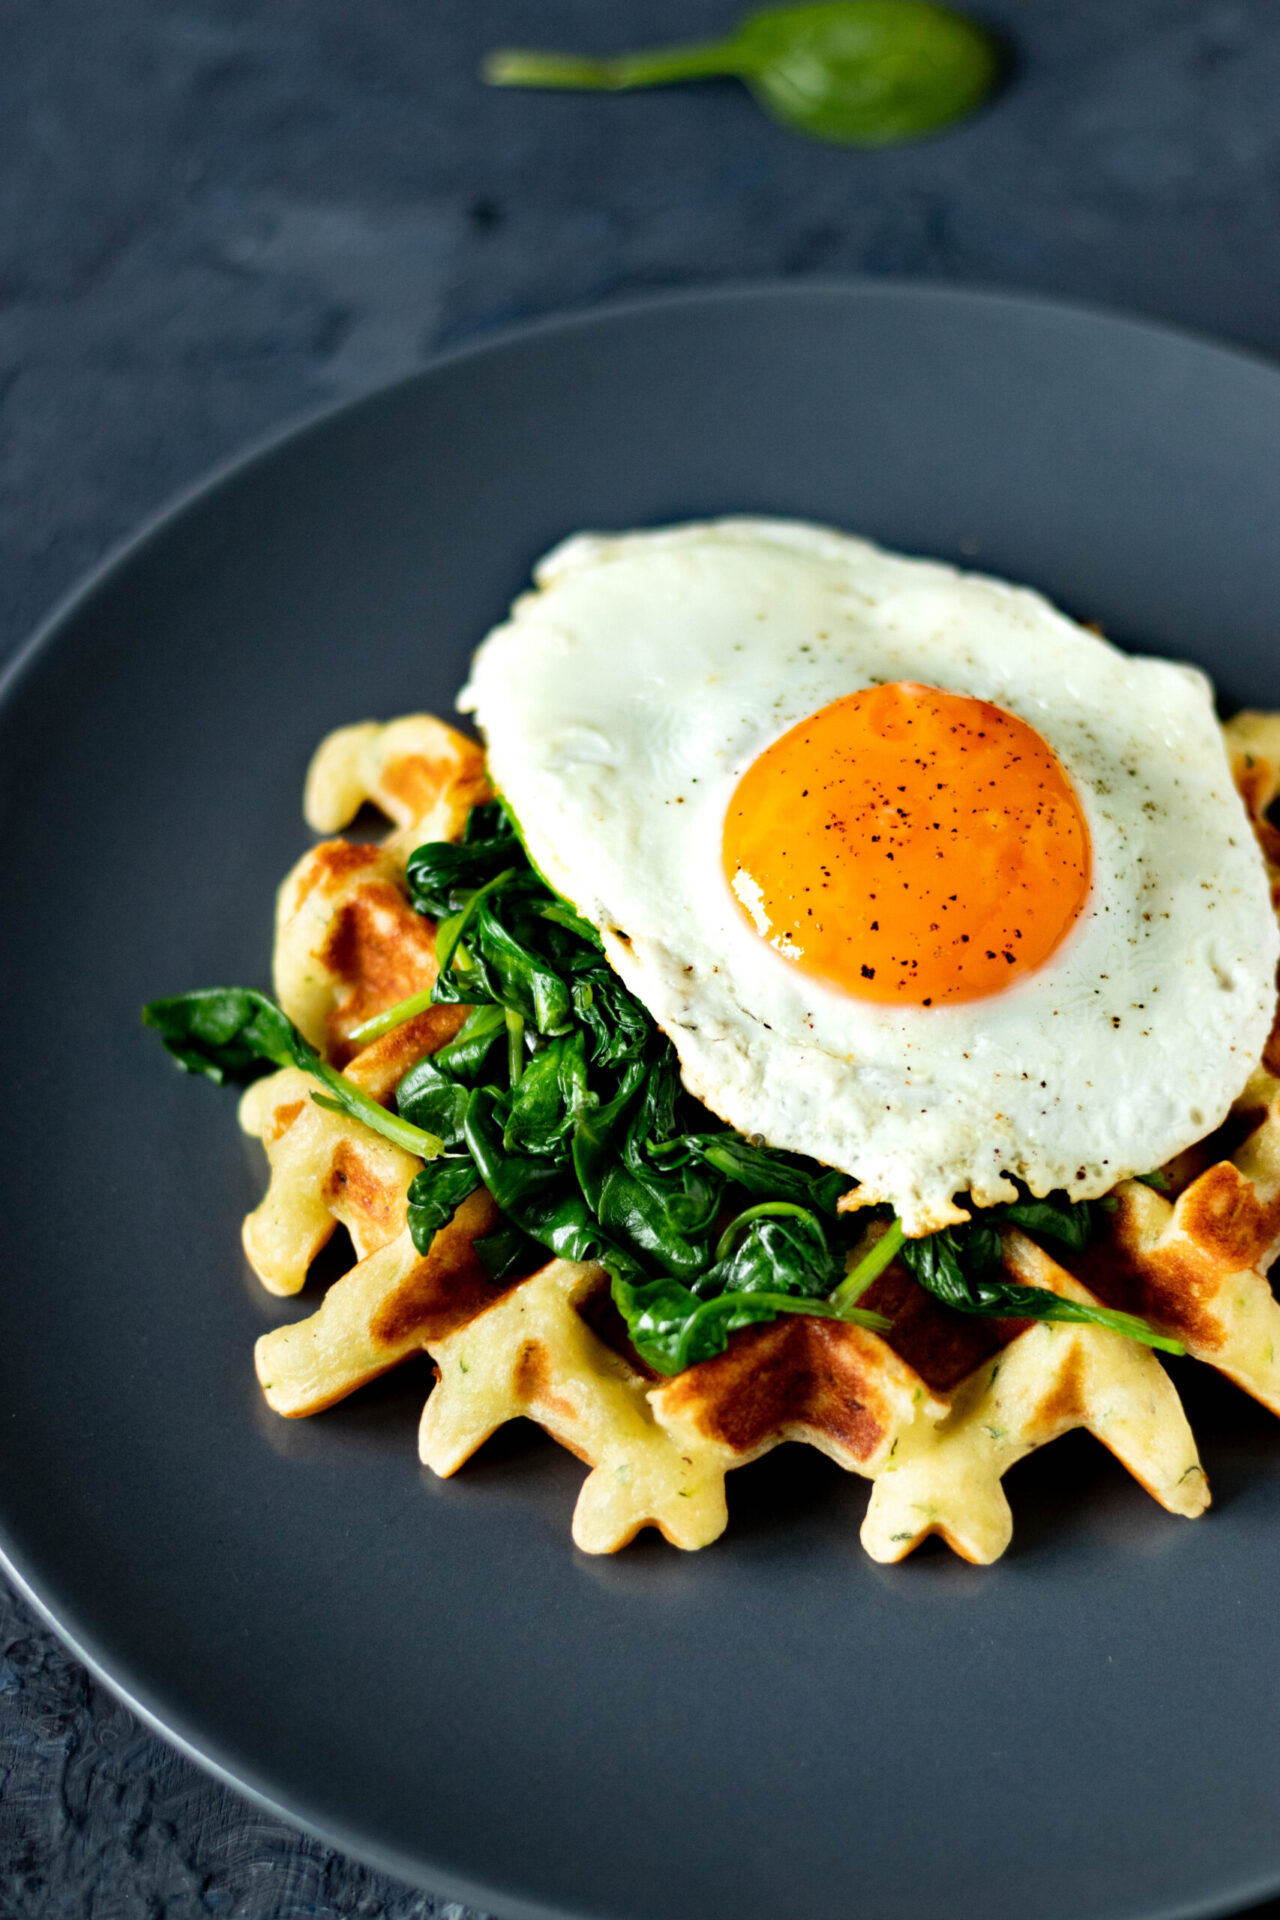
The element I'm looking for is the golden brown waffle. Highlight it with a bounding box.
[1058,1067,1280,1413]
[303,713,491,859]
[246,1054,1208,1558]
[256,1188,509,1419]
[224,710,1280,1563]
[240,1066,422,1295]
[648,1229,1206,1563]
[274,839,438,1059]
[274,715,489,1059]
[419,1259,736,1552]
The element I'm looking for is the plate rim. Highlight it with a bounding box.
[4,275,1280,1920]
[5,269,1279,719]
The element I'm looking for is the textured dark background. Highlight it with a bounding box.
[4,3,1280,1915]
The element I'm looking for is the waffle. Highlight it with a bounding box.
[227,712,1280,1563]
[419,1258,736,1552]
[274,713,489,1059]
[302,712,492,859]
[648,1224,1208,1563]
[1056,1067,1280,1414]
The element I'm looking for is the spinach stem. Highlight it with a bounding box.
[436,867,516,977]
[346,859,519,1050]
[347,986,437,1050]
[830,1216,906,1312]
[817,1298,892,1334]
[713,1200,817,1264]
[483,41,738,92]
[1057,1302,1184,1356]
[506,1008,526,1086]
[308,1055,444,1160]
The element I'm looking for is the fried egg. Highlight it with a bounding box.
[460,519,1279,1234]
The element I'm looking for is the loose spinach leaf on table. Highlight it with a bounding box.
[484,2,1000,149]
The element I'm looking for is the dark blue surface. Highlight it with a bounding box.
[4,5,1280,1916]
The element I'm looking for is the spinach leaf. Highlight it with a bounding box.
[503,1031,593,1155]
[568,956,651,1068]
[457,1076,886,1370]
[404,809,521,918]
[538,900,603,946]
[407,1159,482,1248]
[614,1274,795,1374]
[1000,1193,1095,1249]
[702,1203,842,1299]
[654,1130,848,1216]
[464,1085,629,1270]
[615,1272,885,1374]
[433,1004,509,1081]
[900,1210,1184,1354]
[142,986,295,1083]
[149,813,1177,1381]
[473,1220,541,1282]
[484,1,1000,149]
[569,1060,646,1209]
[394,1056,472,1147]
[143,986,445,1160]
[572,1062,718,1280]
[473,901,575,1034]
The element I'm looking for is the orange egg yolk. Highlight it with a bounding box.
[722,681,1091,1007]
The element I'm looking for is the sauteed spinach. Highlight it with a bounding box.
[143,801,1181,1372]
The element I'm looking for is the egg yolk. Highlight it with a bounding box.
[722,681,1091,1006]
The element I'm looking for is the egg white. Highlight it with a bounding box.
[460,519,1279,1233]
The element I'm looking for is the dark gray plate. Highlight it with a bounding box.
[3,283,1280,1920]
